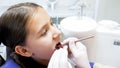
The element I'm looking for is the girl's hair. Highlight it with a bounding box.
[0,2,41,50]
[0,2,46,68]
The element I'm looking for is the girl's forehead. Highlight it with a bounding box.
[29,7,50,23]
[26,8,50,35]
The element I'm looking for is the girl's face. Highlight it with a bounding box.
[24,7,61,65]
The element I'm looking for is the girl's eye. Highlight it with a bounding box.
[41,29,48,36]
[40,22,53,37]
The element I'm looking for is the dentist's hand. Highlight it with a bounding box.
[48,46,72,68]
[62,37,90,68]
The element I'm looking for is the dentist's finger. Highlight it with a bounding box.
[62,37,78,45]
[68,40,78,56]
[76,42,87,51]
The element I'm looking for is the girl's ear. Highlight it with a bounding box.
[15,45,32,57]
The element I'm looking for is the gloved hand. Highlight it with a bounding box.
[48,46,72,68]
[62,37,91,68]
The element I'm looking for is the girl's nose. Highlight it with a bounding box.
[52,26,61,40]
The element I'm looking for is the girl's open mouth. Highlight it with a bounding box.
[55,42,63,49]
